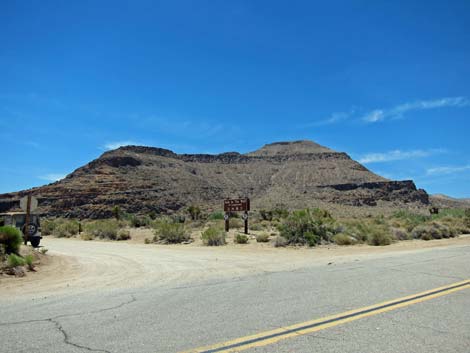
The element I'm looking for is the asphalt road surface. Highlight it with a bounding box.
[1,238,469,353]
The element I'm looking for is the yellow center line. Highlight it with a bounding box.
[179,279,470,353]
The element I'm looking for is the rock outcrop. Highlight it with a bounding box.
[0,140,429,218]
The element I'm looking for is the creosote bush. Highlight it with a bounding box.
[201,227,226,246]
[412,222,457,240]
[7,253,25,268]
[153,221,189,244]
[0,226,23,254]
[84,220,119,240]
[278,208,337,246]
[117,229,131,241]
[53,220,80,238]
[256,233,270,243]
[234,233,249,244]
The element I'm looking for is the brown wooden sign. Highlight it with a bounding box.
[224,198,250,212]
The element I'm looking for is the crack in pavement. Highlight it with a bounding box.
[0,294,136,352]
[48,318,112,353]
[0,294,137,327]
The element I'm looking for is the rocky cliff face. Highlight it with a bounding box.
[0,140,429,218]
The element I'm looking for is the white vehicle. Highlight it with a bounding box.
[0,212,43,247]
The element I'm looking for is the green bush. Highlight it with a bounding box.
[259,210,273,221]
[256,233,270,243]
[201,227,226,246]
[208,212,225,221]
[40,248,48,255]
[187,205,201,220]
[84,220,119,240]
[0,226,23,254]
[128,215,150,228]
[53,220,80,238]
[24,254,34,270]
[154,221,189,244]
[278,209,336,246]
[234,233,249,244]
[41,219,57,235]
[7,253,25,267]
[392,210,429,231]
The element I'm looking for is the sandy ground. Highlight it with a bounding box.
[1,233,470,299]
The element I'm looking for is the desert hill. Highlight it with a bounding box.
[0,140,429,218]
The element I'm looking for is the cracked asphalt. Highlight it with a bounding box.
[1,238,469,353]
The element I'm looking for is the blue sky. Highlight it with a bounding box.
[1,0,469,197]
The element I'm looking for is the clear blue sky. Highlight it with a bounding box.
[1,0,469,197]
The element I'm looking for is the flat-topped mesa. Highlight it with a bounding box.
[246,140,334,156]
[0,139,430,218]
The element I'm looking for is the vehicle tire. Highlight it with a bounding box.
[30,238,40,248]
[25,223,38,236]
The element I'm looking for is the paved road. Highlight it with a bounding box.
[1,239,469,353]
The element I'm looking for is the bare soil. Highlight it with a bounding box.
[1,234,469,300]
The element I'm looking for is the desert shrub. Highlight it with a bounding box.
[333,233,357,245]
[40,248,48,255]
[53,220,80,238]
[154,221,189,244]
[391,210,429,232]
[272,206,289,220]
[7,253,25,267]
[208,212,225,221]
[229,218,243,229]
[84,220,119,240]
[234,233,249,244]
[80,233,94,241]
[391,227,412,241]
[250,222,264,231]
[256,233,270,242]
[412,222,457,240]
[0,226,23,254]
[259,210,273,221]
[24,254,34,270]
[144,237,152,244]
[148,211,158,220]
[339,218,395,246]
[278,209,336,246]
[128,215,150,228]
[112,206,122,220]
[274,235,288,247]
[465,209,470,228]
[201,227,226,246]
[41,219,58,235]
[117,229,131,241]
[187,205,201,220]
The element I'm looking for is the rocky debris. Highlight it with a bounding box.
[0,140,430,218]
[5,266,26,277]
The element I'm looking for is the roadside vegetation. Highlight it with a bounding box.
[37,205,470,248]
[0,226,47,277]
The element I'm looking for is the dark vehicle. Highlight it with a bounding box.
[0,212,43,247]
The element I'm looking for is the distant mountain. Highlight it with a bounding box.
[0,140,429,218]
[430,194,470,208]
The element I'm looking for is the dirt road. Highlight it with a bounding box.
[2,235,470,299]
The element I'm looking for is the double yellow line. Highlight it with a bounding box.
[180,279,470,353]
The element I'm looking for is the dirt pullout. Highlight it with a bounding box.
[1,235,469,299]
